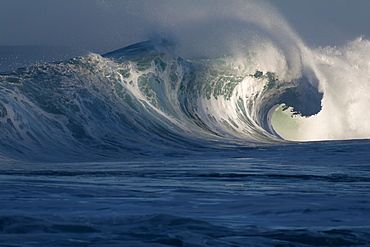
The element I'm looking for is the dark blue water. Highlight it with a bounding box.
[1,140,370,246]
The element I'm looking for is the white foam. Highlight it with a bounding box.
[220,4,370,142]
[292,37,370,141]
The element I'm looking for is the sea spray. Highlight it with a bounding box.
[280,37,370,141]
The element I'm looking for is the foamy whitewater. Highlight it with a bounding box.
[1,1,370,246]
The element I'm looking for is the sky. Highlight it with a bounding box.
[0,0,369,55]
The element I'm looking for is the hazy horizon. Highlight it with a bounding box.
[1,0,369,54]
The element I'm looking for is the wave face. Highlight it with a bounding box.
[0,39,323,161]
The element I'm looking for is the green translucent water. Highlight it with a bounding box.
[271,104,301,140]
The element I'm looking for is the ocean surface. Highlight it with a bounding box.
[1,2,370,246]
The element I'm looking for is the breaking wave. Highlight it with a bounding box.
[0,0,369,161]
[0,38,323,161]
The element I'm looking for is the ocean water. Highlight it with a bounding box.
[1,1,370,246]
[1,142,370,246]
